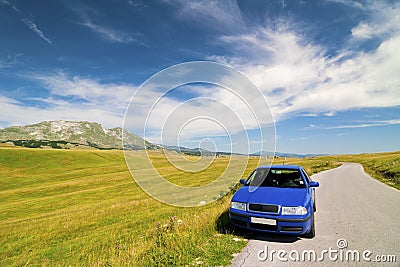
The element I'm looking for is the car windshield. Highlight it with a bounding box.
[245,168,306,188]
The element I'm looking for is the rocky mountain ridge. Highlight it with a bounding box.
[0,120,154,150]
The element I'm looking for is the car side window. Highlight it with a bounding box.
[302,169,311,185]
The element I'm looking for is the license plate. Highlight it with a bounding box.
[250,217,276,225]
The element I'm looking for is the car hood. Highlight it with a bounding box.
[232,186,308,206]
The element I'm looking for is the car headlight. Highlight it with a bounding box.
[281,206,307,215]
[231,201,246,211]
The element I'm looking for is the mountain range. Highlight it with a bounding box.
[250,151,328,159]
[0,120,325,157]
[0,120,155,150]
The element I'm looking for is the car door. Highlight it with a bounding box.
[301,168,315,205]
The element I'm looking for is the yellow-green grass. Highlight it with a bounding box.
[147,150,244,187]
[324,151,400,190]
[0,148,339,266]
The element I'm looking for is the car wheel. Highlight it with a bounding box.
[313,201,316,212]
[303,212,315,238]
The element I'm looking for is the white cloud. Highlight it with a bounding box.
[81,19,138,44]
[68,3,143,44]
[328,119,400,129]
[127,0,147,9]
[0,96,123,129]
[30,71,134,107]
[21,18,52,45]
[0,53,21,69]
[2,0,52,45]
[281,0,287,9]
[8,71,259,144]
[122,75,275,154]
[350,1,400,40]
[0,72,136,129]
[124,83,271,143]
[325,0,366,10]
[351,22,376,39]
[215,26,326,119]
[209,2,400,120]
[168,0,245,32]
[0,0,20,12]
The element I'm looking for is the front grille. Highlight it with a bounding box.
[250,223,277,231]
[280,226,302,232]
[248,203,279,213]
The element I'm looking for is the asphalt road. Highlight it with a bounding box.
[230,163,400,267]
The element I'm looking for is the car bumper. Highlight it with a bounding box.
[229,209,312,235]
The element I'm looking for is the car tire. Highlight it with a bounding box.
[313,201,316,212]
[303,212,315,238]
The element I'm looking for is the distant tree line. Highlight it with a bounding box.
[1,140,115,150]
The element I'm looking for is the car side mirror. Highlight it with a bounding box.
[310,181,319,187]
[239,179,246,184]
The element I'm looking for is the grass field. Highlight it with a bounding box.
[0,147,362,266]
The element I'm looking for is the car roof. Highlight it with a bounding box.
[257,165,302,170]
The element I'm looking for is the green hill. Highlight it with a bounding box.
[0,120,155,150]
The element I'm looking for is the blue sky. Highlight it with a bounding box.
[0,0,399,154]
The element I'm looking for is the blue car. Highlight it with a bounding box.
[229,165,319,238]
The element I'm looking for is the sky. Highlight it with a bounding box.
[0,0,399,154]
